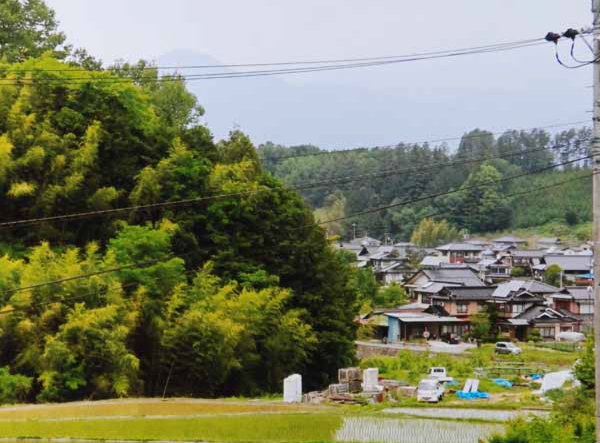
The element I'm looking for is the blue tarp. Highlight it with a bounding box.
[576,273,594,279]
[445,380,460,387]
[456,391,491,399]
[492,378,513,388]
[530,374,542,381]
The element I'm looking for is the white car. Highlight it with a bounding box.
[427,367,454,383]
[417,379,445,403]
[495,341,521,355]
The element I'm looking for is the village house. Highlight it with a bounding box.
[475,256,511,282]
[499,306,579,341]
[532,254,593,284]
[550,286,594,331]
[435,242,484,264]
[430,286,496,321]
[382,303,466,343]
[375,261,416,286]
[508,250,545,270]
[492,235,527,250]
[404,267,486,303]
[537,237,561,250]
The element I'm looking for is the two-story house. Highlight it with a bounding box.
[435,242,485,264]
[550,286,593,331]
[404,267,486,303]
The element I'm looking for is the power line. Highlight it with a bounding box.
[1,36,548,75]
[259,119,591,163]
[302,155,593,228]
[0,141,588,230]
[0,39,556,86]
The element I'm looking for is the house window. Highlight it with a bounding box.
[457,303,468,314]
[511,304,524,314]
[538,327,555,339]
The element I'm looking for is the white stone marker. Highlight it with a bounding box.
[283,374,302,403]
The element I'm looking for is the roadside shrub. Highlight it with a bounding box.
[528,329,542,343]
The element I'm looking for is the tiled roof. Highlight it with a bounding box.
[511,250,545,258]
[516,305,574,322]
[494,236,526,243]
[493,279,558,298]
[436,242,484,252]
[543,255,593,272]
[422,268,486,287]
[440,286,496,300]
[564,286,594,301]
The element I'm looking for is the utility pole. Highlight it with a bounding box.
[593,1,600,440]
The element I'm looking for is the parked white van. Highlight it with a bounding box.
[417,379,445,403]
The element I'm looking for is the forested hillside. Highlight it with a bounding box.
[0,0,359,403]
[259,126,592,240]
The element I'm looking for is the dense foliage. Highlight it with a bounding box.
[0,2,360,400]
[260,127,592,241]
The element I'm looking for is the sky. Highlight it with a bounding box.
[46,0,593,149]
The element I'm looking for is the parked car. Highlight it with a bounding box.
[495,341,521,355]
[440,332,459,344]
[417,379,445,403]
[427,367,454,383]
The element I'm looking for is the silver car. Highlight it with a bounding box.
[495,341,522,355]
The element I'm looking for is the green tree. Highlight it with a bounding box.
[0,0,67,62]
[470,307,492,340]
[39,304,139,402]
[351,268,378,308]
[161,266,316,396]
[0,366,31,403]
[375,283,407,307]
[544,264,563,287]
[410,218,461,247]
[511,267,527,277]
[447,163,512,232]
[528,328,542,343]
[574,335,594,390]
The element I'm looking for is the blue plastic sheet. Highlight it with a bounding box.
[530,374,542,381]
[445,380,460,387]
[492,378,513,388]
[456,391,491,399]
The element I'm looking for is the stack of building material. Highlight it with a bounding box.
[337,367,363,393]
[329,383,349,396]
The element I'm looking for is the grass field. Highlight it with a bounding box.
[0,398,508,443]
[0,398,319,421]
[0,413,342,442]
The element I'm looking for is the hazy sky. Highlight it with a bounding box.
[45,1,593,148]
